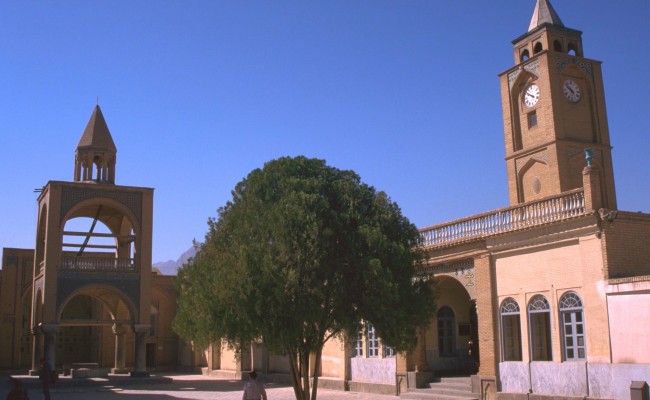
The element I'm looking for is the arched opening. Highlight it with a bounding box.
[533,42,543,54]
[57,287,136,369]
[421,274,475,374]
[58,295,103,365]
[35,206,47,268]
[61,201,137,273]
[528,295,552,361]
[520,49,530,62]
[553,40,562,52]
[568,43,577,56]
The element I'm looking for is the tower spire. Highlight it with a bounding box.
[74,105,117,183]
[528,0,564,31]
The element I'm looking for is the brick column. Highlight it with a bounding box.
[474,254,498,377]
[583,165,603,213]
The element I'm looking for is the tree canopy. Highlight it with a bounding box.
[173,156,436,400]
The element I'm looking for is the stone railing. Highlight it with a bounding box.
[61,256,136,272]
[419,189,586,247]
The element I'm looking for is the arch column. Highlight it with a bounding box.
[130,324,150,377]
[29,326,44,376]
[42,324,59,369]
[112,324,129,374]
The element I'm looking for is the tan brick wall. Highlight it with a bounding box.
[601,211,650,279]
[474,254,498,376]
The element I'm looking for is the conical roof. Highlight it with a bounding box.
[77,105,117,152]
[528,0,564,31]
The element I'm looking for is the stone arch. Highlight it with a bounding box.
[32,288,43,328]
[425,275,475,373]
[57,284,138,323]
[61,198,140,262]
[517,156,549,202]
[35,205,47,266]
[509,70,539,152]
[62,197,140,239]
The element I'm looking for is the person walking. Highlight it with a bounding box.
[38,358,51,400]
[242,371,267,400]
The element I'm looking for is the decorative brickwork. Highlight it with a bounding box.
[60,185,143,224]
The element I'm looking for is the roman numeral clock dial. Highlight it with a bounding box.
[524,84,540,107]
[563,79,581,103]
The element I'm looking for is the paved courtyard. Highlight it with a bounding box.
[0,373,400,400]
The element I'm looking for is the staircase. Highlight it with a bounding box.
[400,377,478,400]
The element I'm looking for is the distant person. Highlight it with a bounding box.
[38,358,51,400]
[6,377,29,400]
[242,371,267,400]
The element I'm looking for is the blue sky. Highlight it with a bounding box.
[1,1,649,263]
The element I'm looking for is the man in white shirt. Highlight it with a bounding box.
[242,370,267,400]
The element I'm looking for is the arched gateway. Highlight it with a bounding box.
[30,106,154,377]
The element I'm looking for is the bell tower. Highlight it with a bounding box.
[74,105,117,183]
[30,106,153,377]
[499,0,616,209]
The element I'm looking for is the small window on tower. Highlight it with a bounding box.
[554,40,562,52]
[534,42,543,54]
[520,49,530,62]
[528,111,538,128]
[568,43,577,56]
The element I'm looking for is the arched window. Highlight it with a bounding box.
[528,295,552,361]
[553,40,562,52]
[500,298,522,361]
[533,42,543,54]
[568,43,577,56]
[438,306,456,357]
[520,49,530,62]
[559,292,586,360]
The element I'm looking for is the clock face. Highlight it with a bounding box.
[524,84,540,107]
[563,79,581,103]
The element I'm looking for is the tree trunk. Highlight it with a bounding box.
[301,350,311,400]
[287,350,305,400]
[310,344,323,400]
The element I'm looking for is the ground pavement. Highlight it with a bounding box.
[0,373,399,400]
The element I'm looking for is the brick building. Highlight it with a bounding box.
[1,1,648,399]
[0,106,180,376]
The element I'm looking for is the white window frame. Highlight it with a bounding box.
[366,323,379,358]
[559,291,586,361]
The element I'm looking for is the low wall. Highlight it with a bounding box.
[499,362,650,399]
[350,357,395,384]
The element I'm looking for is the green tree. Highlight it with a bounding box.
[173,156,436,400]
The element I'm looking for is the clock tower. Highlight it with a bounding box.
[499,0,617,209]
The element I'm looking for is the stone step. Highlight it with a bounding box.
[414,387,477,398]
[401,390,479,400]
[438,376,472,385]
[428,382,473,392]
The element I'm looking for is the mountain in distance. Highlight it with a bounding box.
[153,244,198,276]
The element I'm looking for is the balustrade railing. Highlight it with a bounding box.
[61,256,135,272]
[419,189,585,247]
